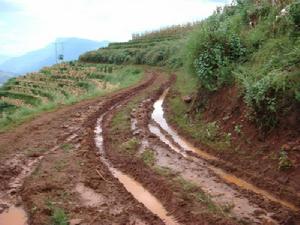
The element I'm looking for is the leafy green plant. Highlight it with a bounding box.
[205,121,220,141]
[234,124,243,135]
[46,201,68,225]
[278,150,293,171]
[191,23,245,91]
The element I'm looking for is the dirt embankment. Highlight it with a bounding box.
[164,83,300,222]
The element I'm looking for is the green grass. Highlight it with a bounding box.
[156,166,233,217]
[0,64,144,132]
[140,148,156,166]
[46,201,68,225]
[120,138,140,155]
[167,70,231,151]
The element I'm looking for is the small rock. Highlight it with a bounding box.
[148,134,156,139]
[182,95,192,104]
[70,218,83,225]
[222,115,230,121]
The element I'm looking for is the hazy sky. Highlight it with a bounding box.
[0,0,229,56]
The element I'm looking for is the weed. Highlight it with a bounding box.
[140,148,156,166]
[205,121,219,141]
[46,201,68,225]
[278,150,293,171]
[120,138,140,155]
[154,166,173,177]
[234,124,243,135]
[54,160,67,172]
[51,207,68,225]
[61,143,73,153]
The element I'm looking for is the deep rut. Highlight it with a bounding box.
[128,86,299,224]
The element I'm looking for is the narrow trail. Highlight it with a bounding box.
[0,70,298,225]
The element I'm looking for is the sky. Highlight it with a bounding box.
[0,0,229,56]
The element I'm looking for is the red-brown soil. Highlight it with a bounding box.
[165,83,300,223]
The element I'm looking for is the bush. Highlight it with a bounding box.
[241,74,278,131]
[191,25,245,91]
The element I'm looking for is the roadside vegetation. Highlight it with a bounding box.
[0,62,143,131]
[185,0,300,132]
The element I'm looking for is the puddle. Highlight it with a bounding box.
[151,89,299,213]
[152,89,217,161]
[0,206,27,225]
[95,112,179,225]
[112,169,179,225]
[75,183,104,207]
[0,133,79,225]
[148,124,185,157]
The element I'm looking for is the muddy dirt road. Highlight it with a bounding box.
[0,70,299,225]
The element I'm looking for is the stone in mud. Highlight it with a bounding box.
[182,95,192,103]
[148,133,156,139]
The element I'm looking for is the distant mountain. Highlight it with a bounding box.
[0,55,12,65]
[0,38,109,75]
[0,71,15,86]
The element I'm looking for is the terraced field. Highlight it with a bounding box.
[0,63,143,130]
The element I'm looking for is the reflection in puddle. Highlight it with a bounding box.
[95,114,179,225]
[151,89,299,212]
[152,89,217,161]
[112,169,179,225]
[0,206,27,225]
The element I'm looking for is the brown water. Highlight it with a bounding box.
[95,114,180,225]
[0,206,27,225]
[112,169,179,225]
[151,89,299,212]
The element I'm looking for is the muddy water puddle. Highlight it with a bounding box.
[150,89,299,216]
[0,206,27,225]
[95,113,179,225]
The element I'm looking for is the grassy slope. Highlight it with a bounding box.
[0,63,143,131]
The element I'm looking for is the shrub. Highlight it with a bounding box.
[278,150,293,171]
[241,74,278,131]
[192,29,245,91]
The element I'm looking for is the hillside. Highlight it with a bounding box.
[0,38,109,75]
[79,23,199,68]
[0,62,142,130]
